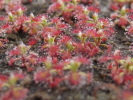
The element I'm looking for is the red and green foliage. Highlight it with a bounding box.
[0,0,133,99]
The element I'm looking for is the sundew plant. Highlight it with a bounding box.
[0,0,133,100]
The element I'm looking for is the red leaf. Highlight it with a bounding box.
[88,6,100,13]
[9,48,20,56]
[0,74,8,81]
[28,38,37,46]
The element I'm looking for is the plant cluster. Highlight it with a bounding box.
[0,0,133,99]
